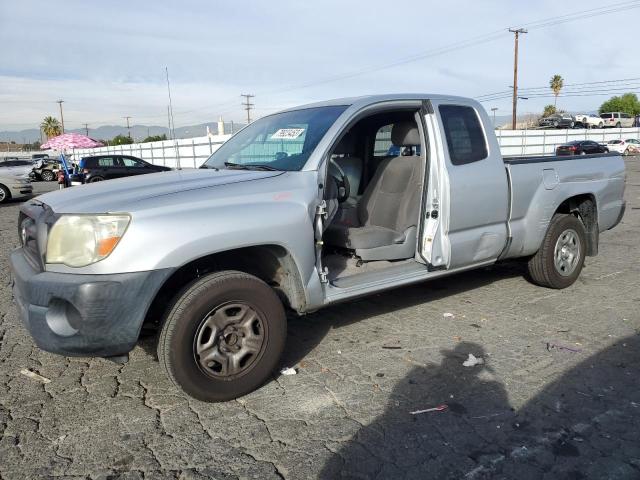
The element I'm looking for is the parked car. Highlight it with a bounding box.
[0,172,32,203]
[600,112,635,128]
[607,139,640,155]
[538,113,575,129]
[10,94,626,402]
[70,155,171,183]
[31,159,67,182]
[0,159,35,177]
[625,138,640,154]
[31,153,50,161]
[556,140,609,155]
[574,113,604,129]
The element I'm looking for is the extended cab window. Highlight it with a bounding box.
[439,105,488,165]
[373,125,393,156]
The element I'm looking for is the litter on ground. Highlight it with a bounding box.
[20,369,51,384]
[443,313,455,319]
[546,342,582,353]
[279,367,297,376]
[462,353,484,367]
[410,404,448,415]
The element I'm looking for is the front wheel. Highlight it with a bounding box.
[0,185,10,204]
[158,271,286,402]
[89,176,104,183]
[40,170,55,182]
[527,214,586,289]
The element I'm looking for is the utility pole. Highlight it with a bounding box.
[56,100,65,133]
[83,123,89,136]
[124,116,132,139]
[241,94,255,124]
[491,107,498,126]
[509,28,527,130]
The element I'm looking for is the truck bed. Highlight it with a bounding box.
[501,152,626,260]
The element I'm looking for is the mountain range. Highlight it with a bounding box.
[0,122,245,144]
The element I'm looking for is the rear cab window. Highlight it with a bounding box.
[439,105,488,165]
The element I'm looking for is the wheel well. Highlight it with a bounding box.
[143,245,306,330]
[554,194,598,256]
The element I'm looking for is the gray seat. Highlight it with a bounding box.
[332,134,362,200]
[325,121,423,261]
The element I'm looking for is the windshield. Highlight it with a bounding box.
[202,105,348,171]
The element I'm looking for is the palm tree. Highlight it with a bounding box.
[41,116,61,139]
[549,75,564,107]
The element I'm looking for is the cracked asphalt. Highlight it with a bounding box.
[1,159,639,480]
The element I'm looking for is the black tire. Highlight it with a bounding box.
[0,184,10,204]
[616,122,622,128]
[527,214,586,289]
[89,176,105,183]
[40,170,55,182]
[158,270,286,402]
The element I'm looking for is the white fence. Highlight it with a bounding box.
[4,127,640,166]
[497,127,640,157]
[72,134,233,169]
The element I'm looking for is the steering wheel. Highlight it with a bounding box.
[328,158,350,203]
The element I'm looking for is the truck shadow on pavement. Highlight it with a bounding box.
[318,336,640,479]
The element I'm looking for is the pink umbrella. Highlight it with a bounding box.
[41,133,103,150]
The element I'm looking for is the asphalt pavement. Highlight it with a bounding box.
[1,160,639,479]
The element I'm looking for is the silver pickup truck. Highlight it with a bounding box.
[10,94,626,402]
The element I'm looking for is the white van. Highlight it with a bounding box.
[600,112,635,128]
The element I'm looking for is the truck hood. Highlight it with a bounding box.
[34,169,283,213]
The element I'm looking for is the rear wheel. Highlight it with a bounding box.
[527,214,586,289]
[0,185,10,204]
[40,170,55,182]
[158,271,287,402]
[89,176,104,183]
[598,122,604,128]
[616,122,622,128]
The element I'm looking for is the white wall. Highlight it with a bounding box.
[8,127,639,165]
[73,134,232,168]
[497,127,640,157]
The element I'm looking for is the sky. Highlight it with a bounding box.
[1,0,639,132]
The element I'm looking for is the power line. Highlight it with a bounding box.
[477,77,640,99]
[241,94,255,124]
[479,85,640,102]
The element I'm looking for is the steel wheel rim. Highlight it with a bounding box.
[0,188,6,202]
[193,302,266,379]
[554,228,581,277]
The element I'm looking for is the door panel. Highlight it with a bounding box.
[420,108,450,267]
[432,102,509,269]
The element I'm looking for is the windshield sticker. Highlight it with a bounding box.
[271,128,305,139]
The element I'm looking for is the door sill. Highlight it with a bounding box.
[324,259,495,304]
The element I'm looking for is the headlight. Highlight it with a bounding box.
[46,214,130,267]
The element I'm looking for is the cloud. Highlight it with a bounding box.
[0,0,637,130]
